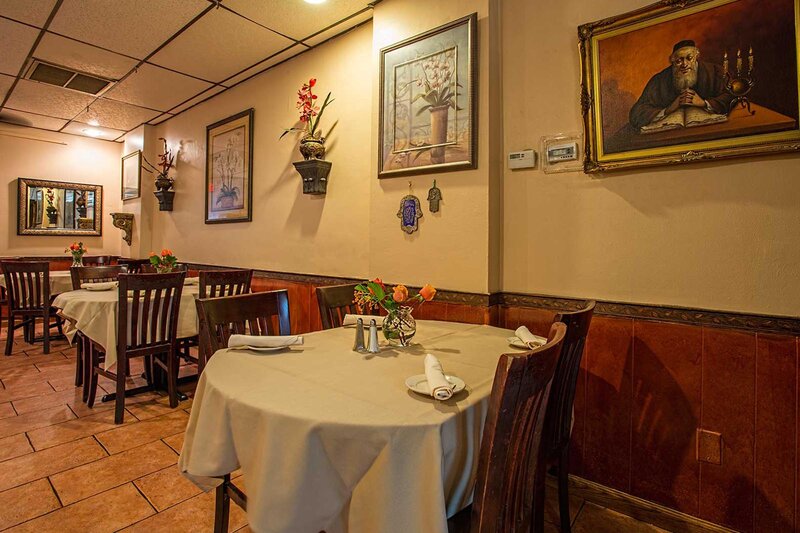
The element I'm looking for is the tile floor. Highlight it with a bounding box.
[0,327,670,532]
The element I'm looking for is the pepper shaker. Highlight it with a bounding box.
[367,319,380,353]
[352,318,366,352]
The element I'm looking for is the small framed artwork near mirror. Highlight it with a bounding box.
[122,150,141,200]
[17,177,103,236]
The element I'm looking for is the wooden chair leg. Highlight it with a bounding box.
[4,315,14,355]
[86,347,99,407]
[558,445,572,533]
[75,334,83,386]
[166,351,179,408]
[114,356,127,424]
[214,474,231,533]
[42,314,50,355]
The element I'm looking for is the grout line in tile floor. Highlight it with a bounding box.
[46,476,64,508]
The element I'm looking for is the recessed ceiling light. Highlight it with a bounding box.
[87,119,99,127]
[82,128,104,137]
[304,0,326,4]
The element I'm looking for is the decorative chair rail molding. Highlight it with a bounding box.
[110,213,134,246]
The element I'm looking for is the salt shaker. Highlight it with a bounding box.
[352,318,366,352]
[367,319,380,353]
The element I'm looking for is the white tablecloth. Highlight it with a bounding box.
[0,270,73,295]
[52,285,200,369]
[179,320,516,533]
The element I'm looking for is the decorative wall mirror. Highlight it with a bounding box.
[17,177,103,236]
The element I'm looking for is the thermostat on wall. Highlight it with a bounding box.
[507,149,537,169]
[546,141,578,163]
[541,133,583,174]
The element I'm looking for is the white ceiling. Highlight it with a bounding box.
[0,0,375,142]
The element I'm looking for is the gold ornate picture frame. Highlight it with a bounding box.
[579,0,800,173]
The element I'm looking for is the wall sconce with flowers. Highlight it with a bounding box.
[142,138,175,211]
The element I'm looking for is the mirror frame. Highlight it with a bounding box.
[16,177,103,237]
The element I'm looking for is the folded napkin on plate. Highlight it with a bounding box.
[184,277,199,286]
[81,281,118,291]
[227,334,304,349]
[343,314,383,327]
[424,353,453,401]
[515,326,547,349]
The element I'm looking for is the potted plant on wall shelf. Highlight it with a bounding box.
[45,188,58,226]
[280,78,334,195]
[142,138,176,211]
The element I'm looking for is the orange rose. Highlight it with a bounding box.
[372,278,385,289]
[161,249,172,257]
[149,251,157,257]
[419,284,436,301]
[392,285,408,303]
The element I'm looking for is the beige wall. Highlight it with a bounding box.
[501,0,800,316]
[0,125,123,257]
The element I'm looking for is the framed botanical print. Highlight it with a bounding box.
[378,13,478,178]
[579,0,800,172]
[121,151,141,200]
[205,109,254,224]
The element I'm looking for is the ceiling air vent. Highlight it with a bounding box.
[25,60,113,95]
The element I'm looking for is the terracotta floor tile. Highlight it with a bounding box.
[134,465,203,511]
[12,388,88,415]
[97,411,189,454]
[120,487,247,533]
[2,366,74,389]
[6,483,155,533]
[0,436,106,492]
[162,431,185,454]
[0,405,74,439]
[0,478,60,529]
[572,503,669,533]
[125,396,193,422]
[0,433,33,462]
[0,380,55,404]
[50,440,178,505]
[0,401,16,419]
[47,375,83,392]
[27,408,135,450]
[0,353,67,371]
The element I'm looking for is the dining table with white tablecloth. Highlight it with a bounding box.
[51,281,200,369]
[0,270,74,295]
[179,320,521,533]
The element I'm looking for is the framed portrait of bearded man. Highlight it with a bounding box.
[579,0,800,172]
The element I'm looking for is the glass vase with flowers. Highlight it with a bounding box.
[354,279,437,346]
[65,242,87,267]
[149,249,178,273]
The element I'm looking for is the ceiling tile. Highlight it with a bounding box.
[47,0,210,59]
[0,0,57,27]
[62,120,125,140]
[105,63,212,112]
[301,8,373,47]
[5,79,95,119]
[0,108,67,130]
[223,0,371,41]
[34,32,138,80]
[0,73,14,101]
[147,112,174,125]
[0,18,39,76]
[168,85,226,114]
[222,45,304,87]
[74,98,160,131]
[149,6,294,83]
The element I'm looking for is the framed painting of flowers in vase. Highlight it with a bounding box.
[205,108,254,224]
[378,13,477,178]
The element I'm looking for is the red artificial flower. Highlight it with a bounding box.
[309,78,317,87]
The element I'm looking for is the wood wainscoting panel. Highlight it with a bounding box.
[700,328,757,532]
[754,334,797,532]
[581,316,634,493]
[631,321,702,517]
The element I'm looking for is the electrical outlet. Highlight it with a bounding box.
[696,429,723,465]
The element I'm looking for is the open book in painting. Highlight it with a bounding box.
[640,106,728,134]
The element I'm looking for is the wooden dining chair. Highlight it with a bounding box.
[542,300,595,533]
[69,265,129,387]
[315,283,360,329]
[85,272,186,424]
[1,261,62,355]
[199,269,253,299]
[194,289,291,533]
[82,255,113,266]
[449,322,567,533]
[116,258,150,274]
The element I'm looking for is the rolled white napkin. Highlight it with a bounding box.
[228,334,304,349]
[342,314,383,327]
[184,277,199,285]
[81,281,118,291]
[515,326,547,349]
[424,354,453,401]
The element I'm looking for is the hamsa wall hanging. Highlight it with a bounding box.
[397,194,422,234]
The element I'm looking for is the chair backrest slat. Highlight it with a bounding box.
[70,265,128,290]
[1,261,50,313]
[196,290,291,369]
[116,258,150,274]
[470,322,566,533]
[199,269,253,299]
[117,273,185,356]
[82,255,113,266]
[316,283,360,330]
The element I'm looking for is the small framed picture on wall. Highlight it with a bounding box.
[205,109,254,224]
[121,151,141,201]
